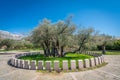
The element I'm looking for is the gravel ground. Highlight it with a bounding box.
[0,53,120,80]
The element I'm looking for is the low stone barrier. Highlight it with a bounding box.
[95,57,99,66]
[45,61,51,70]
[63,60,68,70]
[10,52,105,71]
[84,59,90,68]
[78,60,84,69]
[38,61,43,70]
[30,60,36,70]
[54,60,59,71]
[23,60,30,69]
[90,58,95,67]
[71,60,76,70]
[19,60,23,68]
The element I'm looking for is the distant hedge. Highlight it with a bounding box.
[97,40,120,50]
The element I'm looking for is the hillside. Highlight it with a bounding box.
[0,30,23,40]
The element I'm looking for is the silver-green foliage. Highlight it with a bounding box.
[31,18,95,57]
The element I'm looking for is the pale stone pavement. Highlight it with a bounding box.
[0,53,120,80]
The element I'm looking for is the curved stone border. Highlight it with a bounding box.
[10,51,105,71]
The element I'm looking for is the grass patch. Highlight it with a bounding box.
[106,51,120,55]
[89,50,120,55]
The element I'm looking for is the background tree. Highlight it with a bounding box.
[98,34,112,54]
[0,39,14,50]
[76,27,95,53]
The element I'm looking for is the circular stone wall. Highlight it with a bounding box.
[10,51,105,71]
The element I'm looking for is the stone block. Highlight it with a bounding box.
[25,53,29,56]
[94,54,97,57]
[18,54,22,58]
[78,60,83,69]
[98,57,101,64]
[70,60,76,70]
[15,59,18,67]
[45,61,51,70]
[89,52,92,56]
[94,57,99,65]
[101,56,104,63]
[20,60,23,68]
[84,59,90,68]
[23,53,26,56]
[62,60,68,70]
[100,56,102,63]
[93,53,96,57]
[15,54,18,58]
[90,58,95,67]
[30,60,36,70]
[15,54,17,58]
[54,60,59,71]
[21,54,25,57]
[86,51,88,54]
[17,59,21,68]
[38,61,43,70]
[30,52,34,55]
[23,60,30,69]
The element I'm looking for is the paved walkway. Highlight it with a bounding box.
[0,53,120,80]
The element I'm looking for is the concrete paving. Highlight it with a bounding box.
[0,53,120,80]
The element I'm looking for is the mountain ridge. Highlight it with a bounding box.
[0,30,24,40]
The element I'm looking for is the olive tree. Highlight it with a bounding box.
[63,27,95,55]
[99,34,112,54]
[51,20,75,57]
[31,18,75,57]
[31,18,97,57]
[75,27,94,53]
[31,19,53,56]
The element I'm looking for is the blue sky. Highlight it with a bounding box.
[0,0,120,36]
